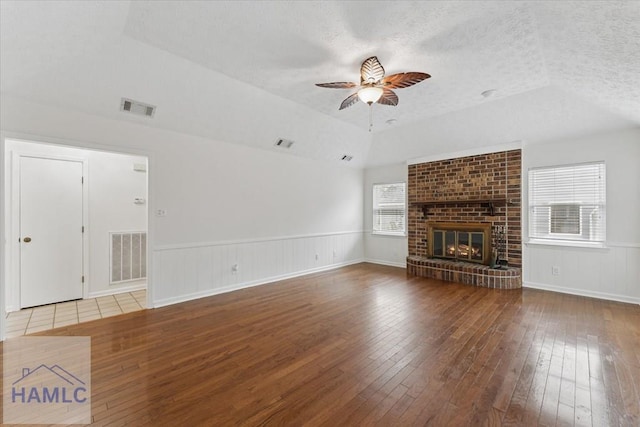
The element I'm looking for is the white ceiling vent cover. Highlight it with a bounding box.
[274,138,294,149]
[120,98,156,118]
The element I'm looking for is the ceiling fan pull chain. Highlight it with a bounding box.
[369,104,373,132]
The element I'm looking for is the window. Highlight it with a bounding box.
[528,162,605,245]
[373,182,406,235]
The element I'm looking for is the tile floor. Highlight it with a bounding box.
[5,289,146,338]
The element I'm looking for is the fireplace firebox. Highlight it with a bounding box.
[427,222,492,265]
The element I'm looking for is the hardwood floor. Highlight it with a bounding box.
[2,263,638,426]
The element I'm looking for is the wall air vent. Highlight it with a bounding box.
[341,155,354,161]
[120,98,156,118]
[274,138,294,149]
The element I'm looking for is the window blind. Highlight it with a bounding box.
[528,162,605,243]
[373,182,406,235]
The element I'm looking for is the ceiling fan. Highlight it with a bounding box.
[316,56,431,111]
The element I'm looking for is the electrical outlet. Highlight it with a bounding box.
[552,266,560,276]
[315,254,319,261]
[155,209,167,217]
[232,263,239,273]
[333,250,337,258]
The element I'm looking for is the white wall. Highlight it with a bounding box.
[3,140,148,309]
[0,124,4,339]
[363,163,408,267]
[522,128,640,303]
[86,150,147,296]
[1,96,365,313]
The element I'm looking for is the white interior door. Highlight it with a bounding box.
[20,156,84,308]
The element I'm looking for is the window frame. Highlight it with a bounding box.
[527,161,606,248]
[372,182,407,237]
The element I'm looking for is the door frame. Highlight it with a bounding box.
[9,151,89,310]
[2,134,154,341]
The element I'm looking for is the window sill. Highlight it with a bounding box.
[372,231,407,237]
[525,239,607,249]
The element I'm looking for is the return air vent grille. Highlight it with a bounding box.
[120,98,156,118]
[110,231,147,284]
[341,155,354,161]
[274,138,294,149]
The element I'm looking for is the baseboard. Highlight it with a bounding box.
[152,258,365,308]
[364,258,407,268]
[86,282,147,299]
[523,281,640,305]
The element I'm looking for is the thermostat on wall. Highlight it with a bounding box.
[134,198,146,205]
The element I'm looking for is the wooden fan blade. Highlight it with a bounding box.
[360,56,385,84]
[381,72,431,89]
[377,88,399,106]
[315,82,358,89]
[339,93,360,110]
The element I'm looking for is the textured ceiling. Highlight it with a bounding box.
[123,1,552,128]
[1,1,639,166]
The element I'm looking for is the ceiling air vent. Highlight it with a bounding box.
[341,155,354,161]
[274,138,294,149]
[120,98,156,118]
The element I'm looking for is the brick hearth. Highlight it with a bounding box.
[407,256,521,289]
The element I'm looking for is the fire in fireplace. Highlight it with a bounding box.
[427,222,492,265]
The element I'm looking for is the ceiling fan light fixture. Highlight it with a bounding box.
[316,56,430,117]
[357,86,383,104]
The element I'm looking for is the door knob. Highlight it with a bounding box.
[23,237,31,243]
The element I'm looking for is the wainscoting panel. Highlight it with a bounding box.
[523,242,640,304]
[151,231,365,307]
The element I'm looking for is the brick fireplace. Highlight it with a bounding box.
[406,149,522,289]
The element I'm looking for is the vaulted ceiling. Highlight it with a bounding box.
[1,1,638,167]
